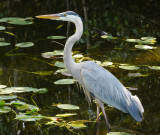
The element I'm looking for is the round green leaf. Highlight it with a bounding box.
[0,85,7,89]
[54,79,76,85]
[101,61,113,67]
[149,66,160,70]
[0,42,11,46]
[141,37,156,41]
[0,26,5,30]
[54,62,65,68]
[8,21,32,25]
[0,106,11,113]
[16,113,44,121]
[68,120,88,129]
[0,95,17,100]
[47,36,66,39]
[73,54,83,58]
[41,50,64,58]
[135,45,157,50]
[0,100,5,107]
[125,39,141,43]
[57,104,79,110]
[15,42,34,48]
[119,65,139,70]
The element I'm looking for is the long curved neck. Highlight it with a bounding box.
[63,18,83,72]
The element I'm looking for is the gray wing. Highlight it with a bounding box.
[78,61,144,121]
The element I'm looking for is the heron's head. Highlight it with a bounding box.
[36,11,80,23]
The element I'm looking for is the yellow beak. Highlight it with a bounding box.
[36,14,60,19]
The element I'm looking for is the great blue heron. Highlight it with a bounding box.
[36,11,144,130]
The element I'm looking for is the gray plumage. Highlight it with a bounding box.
[36,11,144,130]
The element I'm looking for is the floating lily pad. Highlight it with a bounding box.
[0,38,5,41]
[141,37,156,41]
[15,42,34,48]
[56,113,77,117]
[73,54,83,58]
[0,85,7,89]
[0,87,47,94]
[101,35,115,39]
[0,17,33,25]
[47,36,66,39]
[57,104,79,110]
[54,79,76,85]
[135,45,157,50]
[54,61,65,68]
[149,66,160,70]
[68,120,88,129]
[101,61,113,67]
[0,100,5,107]
[0,106,11,113]
[119,65,139,70]
[42,50,64,58]
[125,39,141,43]
[0,42,11,46]
[33,88,48,94]
[16,113,44,121]
[107,132,131,135]
[127,73,142,77]
[0,26,5,30]
[0,95,17,100]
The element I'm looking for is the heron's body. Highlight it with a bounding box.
[36,11,144,130]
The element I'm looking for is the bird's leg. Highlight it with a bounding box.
[101,105,111,131]
[95,98,111,131]
[97,105,100,123]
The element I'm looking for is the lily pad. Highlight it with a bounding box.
[101,61,113,67]
[15,42,34,48]
[119,65,139,70]
[135,45,157,50]
[149,66,160,70]
[54,79,76,85]
[0,87,47,94]
[125,39,141,43]
[68,120,88,129]
[33,88,48,94]
[54,61,65,68]
[57,104,79,110]
[0,42,11,46]
[0,106,11,113]
[0,85,7,89]
[8,20,32,25]
[73,54,83,58]
[42,50,64,58]
[56,113,77,117]
[101,35,115,39]
[0,17,33,25]
[0,26,5,30]
[141,37,156,41]
[0,100,5,107]
[47,36,66,40]
[16,113,44,121]
[107,132,131,135]
[128,73,142,77]
[0,95,17,100]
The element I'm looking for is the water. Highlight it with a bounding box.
[0,0,160,135]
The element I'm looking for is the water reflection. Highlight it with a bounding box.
[0,0,160,135]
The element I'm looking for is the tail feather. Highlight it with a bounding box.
[127,95,144,122]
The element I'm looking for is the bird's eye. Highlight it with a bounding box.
[63,14,67,17]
